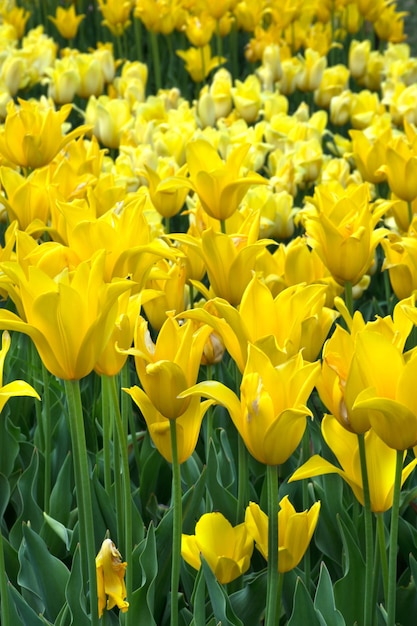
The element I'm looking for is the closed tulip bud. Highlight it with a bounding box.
[330,90,352,126]
[231,74,262,123]
[181,512,254,584]
[1,54,28,96]
[45,56,81,104]
[349,39,371,80]
[75,53,104,98]
[85,95,133,149]
[197,91,217,128]
[296,48,327,92]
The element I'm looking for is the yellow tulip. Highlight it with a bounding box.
[176,45,225,83]
[303,182,388,285]
[97,0,133,35]
[245,498,321,572]
[0,330,40,412]
[0,99,89,170]
[180,275,338,372]
[353,343,417,450]
[2,6,30,39]
[349,127,390,185]
[317,301,413,435]
[96,538,129,618]
[48,6,85,40]
[0,251,133,380]
[184,139,268,221]
[181,512,254,584]
[0,166,51,230]
[130,315,212,420]
[124,386,213,463]
[180,343,319,465]
[377,136,417,203]
[85,95,133,149]
[289,414,417,512]
[141,258,188,331]
[382,233,417,300]
[45,55,81,105]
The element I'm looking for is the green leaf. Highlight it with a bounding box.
[201,556,243,626]
[17,523,69,622]
[229,570,267,625]
[49,452,73,525]
[0,413,20,476]
[8,582,47,626]
[42,513,72,552]
[190,567,206,626]
[206,439,238,522]
[333,515,366,626]
[314,562,346,626]
[65,544,90,626]
[287,577,322,626]
[9,448,44,550]
[0,472,10,520]
[129,523,158,626]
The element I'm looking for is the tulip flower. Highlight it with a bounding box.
[124,386,214,463]
[48,6,85,40]
[289,414,417,512]
[180,275,338,372]
[303,182,389,285]
[181,512,254,584]
[382,233,417,300]
[97,0,133,35]
[180,343,319,465]
[0,99,90,170]
[85,95,133,149]
[0,330,40,412]
[96,538,129,618]
[183,139,268,221]
[0,251,133,380]
[177,45,225,83]
[130,315,212,420]
[377,135,417,203]
[245,497,321,572]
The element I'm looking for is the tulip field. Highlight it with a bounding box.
[2,1,417,625]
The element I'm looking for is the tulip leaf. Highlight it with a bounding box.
[7,582,48,626]
[201,556,243,626]
[65,544,90,626]
[229,570,267,625]
[310,476,345,566]
[42,512,73,551]
[17,523,69,621]
[333,515,365,625]
[206,438,238,522]
[0,413,20,476]
[190,567,206,626]
[91,466,117,542]
[129,522,158,626]
[287,577,323,626]
[0,472,10,520]
[49,452,73,524]
[9,448,44,550]
[395,553,417,626]
[314,562,346,626]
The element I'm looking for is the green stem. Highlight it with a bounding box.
[344,279,353,318]
[41,362,51,514]
[220,219,227,234]
[170,419,182,626]
[101,376,112,493]
[265,464,280,626]
[133,17,143,62]
[301,428,311,591]
[64,379,99,626]
[357,433,375,626]
[107,375,133,626]
[386,450,404,626]
[376,512,389,607]
[236,434,249,524]
[408,201,413,228]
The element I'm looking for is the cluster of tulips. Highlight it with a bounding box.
[1,1,417,626]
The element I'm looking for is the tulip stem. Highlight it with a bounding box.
[42,362,52,514]
[170,419,182,626]
[64,379,99,626]
[150,30,162,92]
[106,374,133,626]
[357,432,375,626]
[387,450,403,626]
[376,512,389,606]
[344,280,353,318]
[265,464,280,626]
